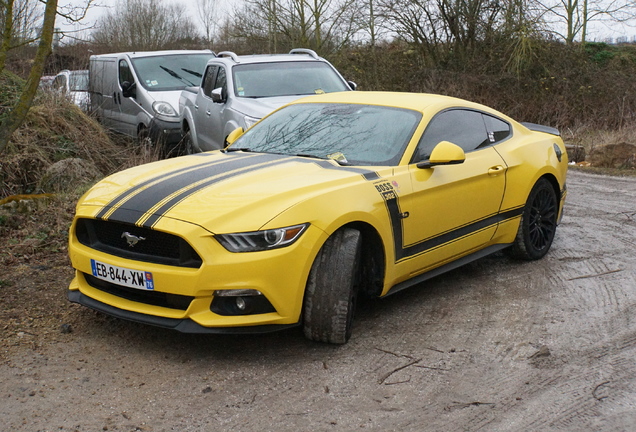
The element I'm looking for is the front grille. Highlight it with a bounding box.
[75,218,202,268]
[84,273,193,310]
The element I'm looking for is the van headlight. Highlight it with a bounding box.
[216,223,309,252]
[152,101,178,118]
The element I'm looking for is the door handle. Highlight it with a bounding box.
[206,110,211,116]
[194,104,199,110]
[488,165,505,176]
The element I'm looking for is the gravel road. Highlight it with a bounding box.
[1,169,635,432]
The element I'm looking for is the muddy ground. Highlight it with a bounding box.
[1,169,635,432]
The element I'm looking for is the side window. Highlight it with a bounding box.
[202,65,218,98]
[413,109,489,162]
[483,114,511,144]
[118,60,134,86]
[214,67,227,99]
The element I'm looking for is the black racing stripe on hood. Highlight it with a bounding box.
[102,153,287,224]
[142,157,296,228]
[95,153,245,220]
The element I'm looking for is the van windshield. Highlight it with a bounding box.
[69,71,88,91]
[131,53,214,91]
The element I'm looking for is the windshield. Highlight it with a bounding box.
[69,71,88,91]
[232,62,349,98]
[131,53,214,91]
[234,103,422,166]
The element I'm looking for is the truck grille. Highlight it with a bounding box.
[75,218,202,268]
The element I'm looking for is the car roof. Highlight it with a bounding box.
[290,91,513,120]
[213,54,325,65]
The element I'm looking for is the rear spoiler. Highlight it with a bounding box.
[521,122,560,136]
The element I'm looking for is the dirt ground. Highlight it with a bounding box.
[1,169,635,432]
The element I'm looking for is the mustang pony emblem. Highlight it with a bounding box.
[121,232,146,247]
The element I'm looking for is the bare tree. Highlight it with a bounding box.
[92,0,200,51]
[537,0,636,44]
[197,0,218,45]
[0,0,56,154]
[228,0,363,53]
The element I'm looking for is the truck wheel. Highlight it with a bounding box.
[303,228,361,344]
[179,131,198,155]
[508,178,558,260]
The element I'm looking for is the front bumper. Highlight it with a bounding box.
[68,216,326,332]
[148,117,182,148]
[67,289,299,334]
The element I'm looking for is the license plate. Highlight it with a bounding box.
[91,259,154,290]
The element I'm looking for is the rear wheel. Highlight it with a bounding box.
[508,178,558,260]
[303,228,361,344]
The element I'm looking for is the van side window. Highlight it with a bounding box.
[202,65,218,98]
[119,60,134,86]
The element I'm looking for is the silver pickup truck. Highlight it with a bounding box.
[178,49,355,154]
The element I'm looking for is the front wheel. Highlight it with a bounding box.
[179,130,198,155]
[303,228,361,344]
[508,178,558,260]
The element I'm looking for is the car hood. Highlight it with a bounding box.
[79,151,378,234]
[230,95,308,119]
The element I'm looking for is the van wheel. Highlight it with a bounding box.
[303,228,361,344]
[137,127,152,148]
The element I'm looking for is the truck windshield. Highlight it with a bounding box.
[131,53,214,91]
[232,62,349,98]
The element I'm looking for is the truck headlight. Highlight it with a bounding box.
[216,223,309,252]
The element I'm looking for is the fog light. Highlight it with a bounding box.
[211,290,276,316]
[236,296,246,311]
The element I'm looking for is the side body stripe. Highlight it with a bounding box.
[378,188,523,263]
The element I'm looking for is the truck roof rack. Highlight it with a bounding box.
[217,51,240,63]
[289,48,319,59]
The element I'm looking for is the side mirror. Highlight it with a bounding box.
[417,141,466,169]
[211,87,226,103]
[225,127,244,146]
[121,81,136,98]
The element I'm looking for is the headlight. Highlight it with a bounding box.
[244,115,260,129]
[152,101,178,117]
[216,223,309,252]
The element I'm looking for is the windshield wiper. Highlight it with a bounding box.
[222,147,252,153]
[159,65,196,86]
[181,68,202,78]
[296,153,351,166]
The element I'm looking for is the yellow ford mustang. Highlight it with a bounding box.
[68,91,567,344]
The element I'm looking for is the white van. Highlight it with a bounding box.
[52,69,89,111]
[89,50,215,151]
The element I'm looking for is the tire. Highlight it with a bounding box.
[179,130,198,155]
[303,228,361,344]
[137,126,153,148]
[508,177,558,260]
